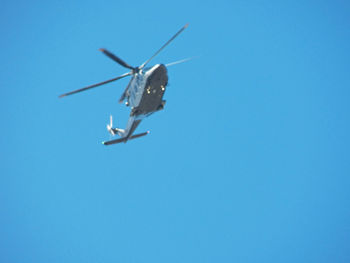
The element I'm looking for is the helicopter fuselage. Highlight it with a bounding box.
[128,64,168,117]
[120,64,168,138]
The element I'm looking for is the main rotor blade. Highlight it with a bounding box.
[59,72,132,98]
[140,23,189,69]
[99,48,135,70]
[165,56,197,67]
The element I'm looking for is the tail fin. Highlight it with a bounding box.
[102,131,149,146]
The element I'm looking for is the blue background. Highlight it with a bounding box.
[1,0,350,262]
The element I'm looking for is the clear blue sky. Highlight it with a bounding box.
[1,0,350,262]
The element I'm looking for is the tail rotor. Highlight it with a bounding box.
[107,115,115,135]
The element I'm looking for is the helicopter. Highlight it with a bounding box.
[59,24,190,145]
